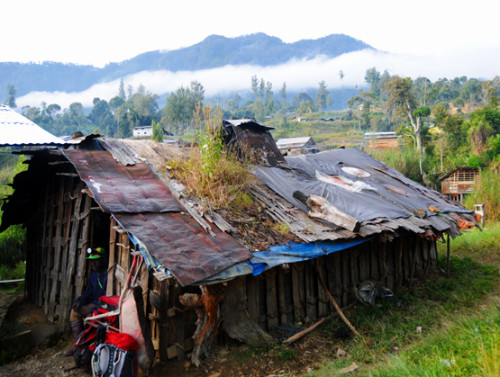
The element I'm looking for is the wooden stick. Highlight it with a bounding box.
[315,266,362,338]
[446,233,451,277]
[283,317,327,345]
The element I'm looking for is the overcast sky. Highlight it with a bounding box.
[2,0,500,108]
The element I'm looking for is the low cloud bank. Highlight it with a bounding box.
[17,46,500,109]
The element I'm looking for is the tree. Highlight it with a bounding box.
[5,84,16,108]
[386,76,430,183]
[162,81,205,132]
[251,75,259,99]
[151,120,164,142]
[264,82,274,115]
[118,79,126,100]
[292,92,313,109]
[279,82,288,112]
[315,81,329,110]
[339,70,345,105]
[297,100,316,115]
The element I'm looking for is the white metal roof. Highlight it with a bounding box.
[276,137,313,146]
[0,104,64,146]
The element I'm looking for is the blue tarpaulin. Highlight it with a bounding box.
[198,238,369,285]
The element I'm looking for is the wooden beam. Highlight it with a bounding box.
[293,191,360,232]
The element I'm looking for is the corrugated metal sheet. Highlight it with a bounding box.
[114,213,252,286]
[62,149,182,213]
[62,148,252,286]
[0,105,64,145]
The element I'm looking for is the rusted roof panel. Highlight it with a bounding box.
[62,149,182,213]
[114,213,252,286]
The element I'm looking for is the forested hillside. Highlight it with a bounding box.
[0,33,371,97]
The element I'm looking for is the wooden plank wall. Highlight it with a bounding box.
[144,235,437,363]
[26,172,93,331]
[29,196,437,361]
[244,236,437,332]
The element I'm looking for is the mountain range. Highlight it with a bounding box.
[1,33,374,99]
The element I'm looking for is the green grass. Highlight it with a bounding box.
[437,222,500,267]
[302,223,499,377]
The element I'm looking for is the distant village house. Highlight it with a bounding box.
[364,131,400,151]
[132,125,173,138]
[276,136,318,156]
[438,167,479,203]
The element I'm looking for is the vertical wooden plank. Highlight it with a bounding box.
[291,264,305,323]
[75,194,92,298]
[385,240,395,291]
[349,248,358,304]
[42,189,57,313]
[60,182,84,327]
[396,238,403,288]
[277,268,288,324]
[48,177,66,321]
[246,276,259,323]
[158,278,170,362]
[38,173,52,307]
[265,269,279,330]
[370,240,380,281]
[341,249,350,307]
[283,267,294,324]
[315,258,328,318]
[359,244,370,282]
[173,281,185,361]
[107,218,117,297]
[304,262,317,322]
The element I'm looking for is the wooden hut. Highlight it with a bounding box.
[364,132,400,151]
[276,136,317,156]
[438,167,479,202]
[1,120,478,373]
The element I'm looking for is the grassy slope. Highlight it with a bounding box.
[303,223,499,377]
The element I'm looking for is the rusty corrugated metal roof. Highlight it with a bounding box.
[114,213,251,286]
[62,149,182,213]
[61,148,251,286]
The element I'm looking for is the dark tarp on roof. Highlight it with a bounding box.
[222,119,285,166]
[62,148,252,286]
[254,148,471,223]
[114,213,251,286]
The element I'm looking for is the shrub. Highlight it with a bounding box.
[465,159,500,222]
[167,104,252,211]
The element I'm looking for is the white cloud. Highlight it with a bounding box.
[17,46,500,109]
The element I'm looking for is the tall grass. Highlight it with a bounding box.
[368,303,499,377]
[167,104,253,211]
[464,159,500,222]
[370,147,422,183]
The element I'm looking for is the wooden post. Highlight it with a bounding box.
[265,270,279,330]
[446,233,451,277]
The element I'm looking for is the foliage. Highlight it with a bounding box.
[370,147,423,183]
[0,225,26,266]
[0,260,25,280]
[0,156,27,266]
[464,160,500,222]
[151,120,163,142]
[168,104,252,210]
[161,81,204,134]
